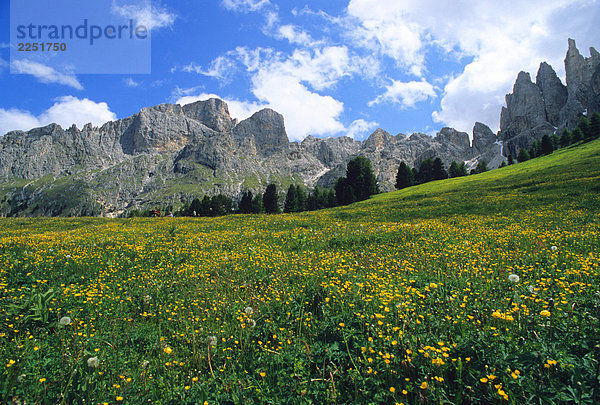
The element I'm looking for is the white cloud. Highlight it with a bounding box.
[175,92,267,121]
[111,3,176,31]
[0,109,41,136]
[0,97,116,136]
[369,79,436,109]
[251,69,345,141]
[346,119,378,140]
[276,24,314,46]
[124,78,140,87]
[221,0,270,12]
[11,60,83,90]
[347,0,600,132]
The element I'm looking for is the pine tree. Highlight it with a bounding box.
[541,134,554,155]
[517,148,530,162]
[499,161,507,168]
[284,184,298,213]
[415,158,434,184]
[507,155,514,165]
[346,156,378,201]
[251,194,263,213]
[571,127,584,143]
[432,157,448,180]
[579,116,593,141]
[590,112,600,140]
[560,128,572,147]
[296,185,307,212]
[263,184,280,214]
[237,191,254,214]
[335,177,355,206]
[395,161,414,189]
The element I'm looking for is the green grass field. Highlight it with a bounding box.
[1,140,599,404]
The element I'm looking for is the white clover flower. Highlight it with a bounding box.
[244,306,254,316]
[508,274,520,283]
[207,335,217,347]
[59,316,71,326]
[87,356,99,368]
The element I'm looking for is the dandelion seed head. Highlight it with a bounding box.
[244,306,254,316]
[508,274,520,283]
[87,356,100,368]
[59,316,71,326]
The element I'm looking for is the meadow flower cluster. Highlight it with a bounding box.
[0,142,599,403]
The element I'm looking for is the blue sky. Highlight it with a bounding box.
[1,0,599,141]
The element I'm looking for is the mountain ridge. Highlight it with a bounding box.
[1,39,598,217]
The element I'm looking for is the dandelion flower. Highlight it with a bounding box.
[540,310,551,317]
[390,387,396,393]
[39,378,46,383]
[420,381,428,389]
[508,274,520,283]
[163,347,172,354]
[59,316,71,326]
[87,356,100,368]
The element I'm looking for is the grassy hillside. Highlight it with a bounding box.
[0,140,599,404]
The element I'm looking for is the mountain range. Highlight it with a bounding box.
[0,39,598,217]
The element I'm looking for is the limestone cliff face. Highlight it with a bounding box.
[0,97,501,216]
[1,39,597,217]
[500,39,600,157]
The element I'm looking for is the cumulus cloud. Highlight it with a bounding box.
[187,45,367,140]
[11,60,83,89]
[0,96,116,136]
[0,109,42,136]
[221,0,270,13]
[346,119,378,140]
[251,69,345,140]
[111,2,176,31]
[346,0,600,132]
[369,79,436,109]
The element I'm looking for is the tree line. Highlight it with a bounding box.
[512,112,600,164]
[395,156,487,190]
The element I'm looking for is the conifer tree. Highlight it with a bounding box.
[395,161,414,189]
[541,134,554,155]
[263,184,280,214]
[517,148,530,162]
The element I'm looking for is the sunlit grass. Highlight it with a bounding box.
[0,140,599,403]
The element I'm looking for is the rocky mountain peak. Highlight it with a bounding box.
[364,128,392,150]
[536,62,568,126]
[436,127,470,150]
[232,108,289,157]
[182,98,236,132]
[500,39,600,157]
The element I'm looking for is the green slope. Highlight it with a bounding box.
[0,140,598,404]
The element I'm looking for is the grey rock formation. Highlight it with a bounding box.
[0,96,501,217]
[500,39,600,157]
[1,39,597,217]
[536,62,568,126]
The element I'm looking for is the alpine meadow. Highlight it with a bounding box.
[1,139,599,404]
